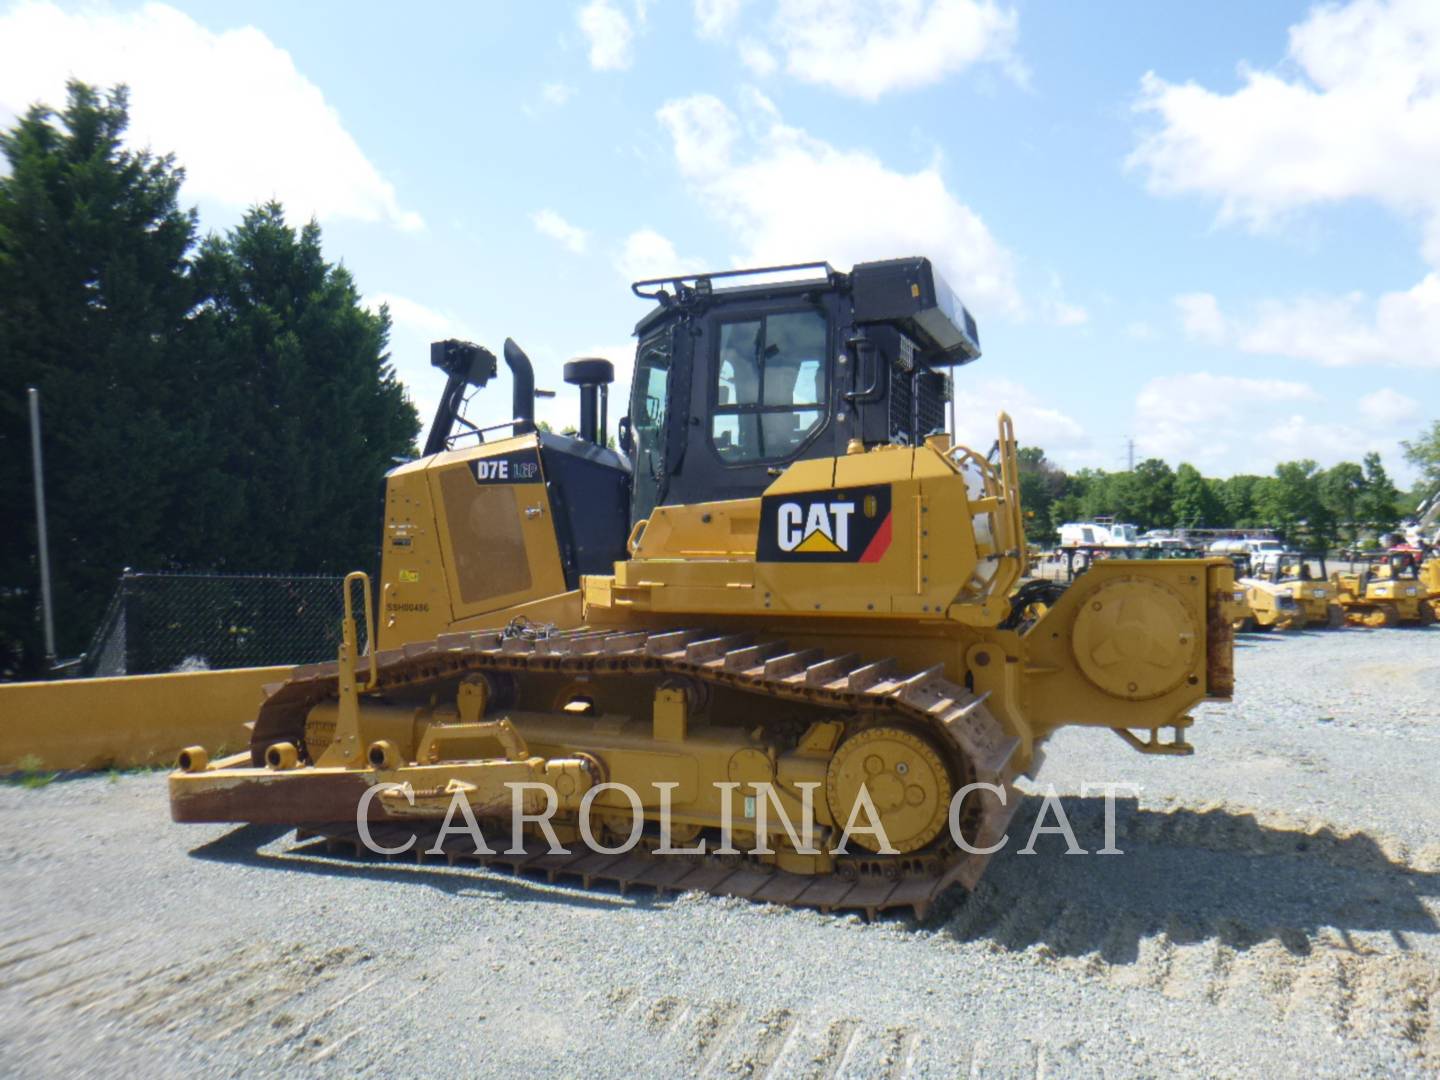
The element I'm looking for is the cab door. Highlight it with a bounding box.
[627,330,673,523]
[678,296,840,506]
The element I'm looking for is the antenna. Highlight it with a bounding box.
[1126,436,1136,472]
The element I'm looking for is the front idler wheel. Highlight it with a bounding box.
[824,726,954,855]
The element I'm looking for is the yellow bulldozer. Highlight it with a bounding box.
[163,258,1234,918]
[1330,555,1436,627]
[1236,552,1343,630]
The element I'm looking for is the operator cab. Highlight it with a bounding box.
[620,257,981,521]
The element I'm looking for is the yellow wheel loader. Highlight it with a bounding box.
[169,258,1235,918]
[1331,557,1435,627]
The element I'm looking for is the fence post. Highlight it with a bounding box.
[28,388,57,667]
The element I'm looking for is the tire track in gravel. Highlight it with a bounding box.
[606,991,973,1079]
[1,931,393,1068]
[925,791,1440,1066]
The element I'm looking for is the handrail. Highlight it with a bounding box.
[631,261,835,301]
[626,518,650,557]
[343,571,378,690]
[996,412,1028,577]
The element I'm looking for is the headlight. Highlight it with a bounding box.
[1373,586,1389,595]
[1407,586,1418,596]
[1276,588,1293,598]
[1232,591,1245,604]
[1313,588,1326,598]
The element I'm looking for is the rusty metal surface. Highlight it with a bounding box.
[1205,588,1236,700]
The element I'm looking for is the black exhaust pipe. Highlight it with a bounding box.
[502,338,536,435]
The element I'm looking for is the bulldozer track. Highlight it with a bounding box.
[252,624,1026,919]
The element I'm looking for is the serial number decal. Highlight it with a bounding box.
[755,484,893,563]
[385,602,430,613]
[470,449,542,484]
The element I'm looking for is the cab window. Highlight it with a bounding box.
[711,310,827,463]
[630,336,670,471]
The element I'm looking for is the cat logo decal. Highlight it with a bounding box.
[757,485,893,563]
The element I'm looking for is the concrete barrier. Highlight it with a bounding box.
[0,666,293,772]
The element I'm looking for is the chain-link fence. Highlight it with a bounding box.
[81,572,366,676]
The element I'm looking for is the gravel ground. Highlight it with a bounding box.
[1,626,1437,1078]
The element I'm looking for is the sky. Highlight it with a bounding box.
[1,0,1437,484]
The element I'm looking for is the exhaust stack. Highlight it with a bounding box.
[563,358,615,446]
[502,338,537,436]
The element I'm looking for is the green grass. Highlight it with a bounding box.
[4,755,173,788]
[5,755,59,789]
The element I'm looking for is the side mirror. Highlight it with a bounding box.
[617,415,634,456]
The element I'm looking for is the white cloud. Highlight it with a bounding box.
[1184,276,1440,367]
[655,93,1022,317]
[769,0,1023,101]
[1174,292,1228,345]
[1131,372,1368,471]
[0,2,421,231]
[657,93,739,175]
[363,299,638,448]
[1359,387,1422,424]
[1125,321,1155,341]
[531,208,589,254]
[540,82,575,106]
[1129,0,1440,263]
[954,376,1087,452]
[1041,274,1087,327]
[1240,275,1440,367]
[1259,414,1376,466]
[614,228,704,282]
[694,0,743,38]
[738,39,778,76]
[368,294,459,341]
[365,294,484,426]
[578,0,634,71]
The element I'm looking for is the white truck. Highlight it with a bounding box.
[1058,519,1140,548]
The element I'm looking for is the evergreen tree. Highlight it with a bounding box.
[0,83,197,671]
[185,203,419,574]
[0,86,418,676]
